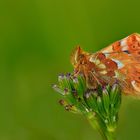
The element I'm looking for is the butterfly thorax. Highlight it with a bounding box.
[71,47,119,89]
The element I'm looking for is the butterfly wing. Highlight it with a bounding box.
[99,33,140,96]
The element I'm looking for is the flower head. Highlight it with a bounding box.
[53,73,122,140]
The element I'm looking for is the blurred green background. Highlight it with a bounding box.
[1,0,140,140]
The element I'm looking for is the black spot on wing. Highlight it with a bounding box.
[123,50,130,54]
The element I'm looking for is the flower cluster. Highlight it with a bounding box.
[53,73,121,140]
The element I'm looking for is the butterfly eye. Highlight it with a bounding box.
[77,54,85,63]
[78,54,84,59]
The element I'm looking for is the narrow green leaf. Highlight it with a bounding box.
[102,88,110,115]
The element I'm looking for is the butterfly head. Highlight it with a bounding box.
[71,46,89,68]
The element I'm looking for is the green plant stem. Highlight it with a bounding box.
[105,131,116,140]
[88,116,116,140]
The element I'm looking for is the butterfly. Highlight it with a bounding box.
[71,33,140,96]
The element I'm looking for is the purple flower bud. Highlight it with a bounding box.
[73,77,78,83]
[102,88,108,95]
[58,74,64,81]
[112,83,119,91]
[66,73,71,78]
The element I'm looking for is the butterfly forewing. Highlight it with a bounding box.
[99,33,140,96]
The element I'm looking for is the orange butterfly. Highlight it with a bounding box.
[71,33,140,96]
